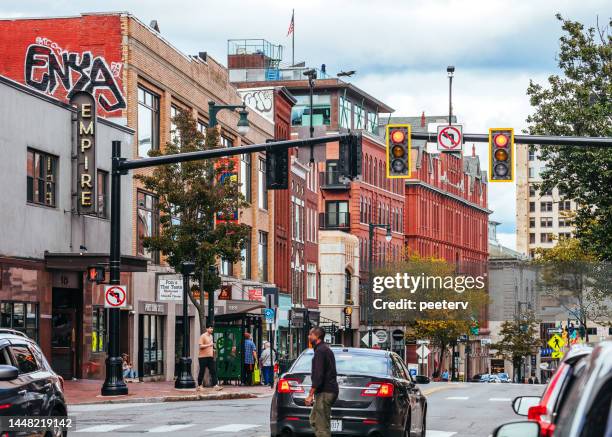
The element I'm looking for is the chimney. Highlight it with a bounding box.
[472,144,476,157]
[420,111,426,128]
[149,20,160,32]
[198,52,208,62]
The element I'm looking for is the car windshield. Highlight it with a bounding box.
[291,351,389,375]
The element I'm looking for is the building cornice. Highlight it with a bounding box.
[405,179,492,214]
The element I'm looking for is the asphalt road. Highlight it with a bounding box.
[68,382,545,437]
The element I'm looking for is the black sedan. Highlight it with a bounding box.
[271,347,428,437]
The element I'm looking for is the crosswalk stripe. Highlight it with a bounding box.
[489,397,512,401]
[206,424,261,432]
[148,424,195,433]
[426,431,457,437]
[76,424,130,433]
[445,396,469,400]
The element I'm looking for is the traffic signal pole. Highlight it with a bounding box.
[411,132,612,147]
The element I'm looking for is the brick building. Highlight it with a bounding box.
[0,13,276,381]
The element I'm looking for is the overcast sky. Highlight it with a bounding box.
[3,0,609,249]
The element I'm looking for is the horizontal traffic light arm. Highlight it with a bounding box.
[117,133,358,172]
[411,132,612,148]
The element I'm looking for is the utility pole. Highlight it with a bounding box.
[447,66,455,126]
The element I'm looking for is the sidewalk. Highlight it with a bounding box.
[64,379,275,405]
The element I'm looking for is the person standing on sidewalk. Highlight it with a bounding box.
[259,341,276,387]
[243,332,257,385]
[305,327,338,437]
[197,325,222,391]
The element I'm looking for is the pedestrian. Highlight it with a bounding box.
[441,369,449,382]
[528,377,534,384]
[121,353,137,381]
[243,332,257,386]
[305,327,338,437]
[260,341,276,388]
[197,325,222,391]
[534,376,540,384]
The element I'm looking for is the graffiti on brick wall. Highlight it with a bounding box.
[239,89,274,123]
[24,37,125,112]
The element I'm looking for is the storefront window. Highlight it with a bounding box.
[0,302,38,341]
[141,314,164,376]
[291,95,331,126]
[92,307,106,353]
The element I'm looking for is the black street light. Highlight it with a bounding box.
[303,69,317,163]
[207,265,219,330]
[367,223,392,348]
[447,65,455,126]
[175,261,196,389]
[208,101,250,136]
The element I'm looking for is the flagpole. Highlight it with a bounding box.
[292,9,295,66]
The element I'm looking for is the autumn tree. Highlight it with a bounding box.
[526,14,612,260]
[137,108,250,333]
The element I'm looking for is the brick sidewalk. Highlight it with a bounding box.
[64,379,275,405]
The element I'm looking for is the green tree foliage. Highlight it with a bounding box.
[492,311,541,381]
[137,108,250,333]
[526,14,612,260]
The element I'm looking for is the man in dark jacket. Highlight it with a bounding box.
[305,327,338,437]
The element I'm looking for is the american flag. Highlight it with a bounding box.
[287,11,294,36]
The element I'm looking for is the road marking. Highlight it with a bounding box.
[489,397,512,401]
[445,396,469,400]
[70,403,153,413]
[76,424,130,432]
[426,431,457,437]
[149,424,195,433]
[206,424,261,432]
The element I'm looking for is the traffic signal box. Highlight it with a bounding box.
[489,128,514,182]
[386,124,411,178]
[338,131,363,181]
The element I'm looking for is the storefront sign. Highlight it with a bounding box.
[70,91,96,215]
[158,277,183,301]
[138,301,168,315]
[343,307,352,329]
[290,310,304,328]
[219,285,232,300]
[247,287,263,302]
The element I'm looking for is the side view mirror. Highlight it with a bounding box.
[492,421,540,437]
[0,365,19,381]
[414,375,430,384]
[512,396,540,416]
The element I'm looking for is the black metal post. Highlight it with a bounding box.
[465,335,470,382]
[207,265,217,330]
[367,224,374,348]
[448,72,453,126]
[451,341,457,381]
[175,262,196,389]
[101,141,127,396]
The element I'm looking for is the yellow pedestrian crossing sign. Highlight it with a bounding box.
[548,334,565,351]
[551,350,564,359]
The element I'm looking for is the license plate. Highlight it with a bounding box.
[331,420,342,431]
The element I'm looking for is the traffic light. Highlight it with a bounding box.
[489,128,514,182]
[386,124,411,178]
[338,132,362,180]
[87,265,105,283]
[265,139,289,190]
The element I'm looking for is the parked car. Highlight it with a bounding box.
[488,374,502,383]
[471,373,486,382]
[271,346,428,437]
[510,345,593,437]
[496,373,510,383]
[0,329,67,437]
[494,342,611,437]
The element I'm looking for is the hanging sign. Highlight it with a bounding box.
[70,91,97,215]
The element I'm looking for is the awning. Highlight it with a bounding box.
[216,299,266,316]
[44,252,148,272]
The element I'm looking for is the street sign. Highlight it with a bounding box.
[437,125,463,152]
[104,285,127,308]
[548,334,565,351]
[324,334,333,344]
[263,308,275,323]
[551,350,564,359]
[416,339,430,345]
[361,333,379,347]
[409,368,417,377]
[375,330,388,344]
[392,329,404,341]
[417,345,430,358]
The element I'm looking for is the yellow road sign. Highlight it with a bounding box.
[551,350,564,359]
[548,334,565,351]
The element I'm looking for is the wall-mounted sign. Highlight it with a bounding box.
[218,285,232,300]
[158,277,183,301]
[138,301,168,315]
[290,310,304,328]
[343,307,352,329]
[70,91,96,215]
[247,287,263,302]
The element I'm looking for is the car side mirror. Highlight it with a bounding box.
[512,396,540,416]
[492,421,540,437]
[414,375,430,384]
[0,365,19,381]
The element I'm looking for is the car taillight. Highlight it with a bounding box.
[58,375,64,391]
[361,382,394,398]
[277,378,304,394]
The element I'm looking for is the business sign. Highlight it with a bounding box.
[218,285,232,300]
[247,287,263,302]
[343,307,352,329]
[158,277,183,301]
[290,310,304,328]
[104,285,127,308]
[70,91,97,215]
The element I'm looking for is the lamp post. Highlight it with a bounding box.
[207,265,219,330]
[175,261,196,389]
[208,101,250,135]
[303,69,317,163]
[367,223,392,348]
[447,66,455,126]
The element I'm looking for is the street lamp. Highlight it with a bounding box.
[208,101,250,136]
[175,261,196,389]
[303,68,317,163]
[447,65,455,126]
[367,223,392,348]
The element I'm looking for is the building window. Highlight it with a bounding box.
[344,269,352,304]
[558,217,571,228]
[559,232,572,240]
[529,202,535,213]
[137,86,160,157]
[0,302,38,341]
[339,95,352,128]
[529,217,536,228]
[559,200,572,211]
[240,154,252,202]
[540,217,553,228]
[241,230,252,280]
[529,186,537,197]
[540,233,553,243]
[291,94,331,126]
[586,327,597,336]
[137,191,160,263]
[97,170,108,218]
[220,258,233,277]
[325,201,349,228]
[92,307,106,353]
[258,231,268,282]
[141,314,164,376]
[353,104,366,129]
[529,233,536,244]
[170,105,181,144]
[27,149,57,207]
[307,264,317,300]
[540,201,553,212]
[528,167,535,178]
[541,187,553,196]
[367,111,379,134]
[258,158,268,210]
[528,148,535,161]
[220,136,233,148]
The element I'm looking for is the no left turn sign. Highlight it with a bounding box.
[437,125,463,152]
[104,285,127,308]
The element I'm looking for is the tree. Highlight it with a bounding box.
[137,108,250,333]
[492,311,541,383]
[534,238,611,341]
[526,14,612,260]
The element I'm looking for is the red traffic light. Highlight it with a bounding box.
[87,265,105,283]
[391,130,406,143]
[493,133,509,148]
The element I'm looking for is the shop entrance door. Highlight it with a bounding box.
[51,309,77,379]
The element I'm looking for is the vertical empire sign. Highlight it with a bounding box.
[71,91,97,215]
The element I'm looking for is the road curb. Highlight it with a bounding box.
[68,391,259,406]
